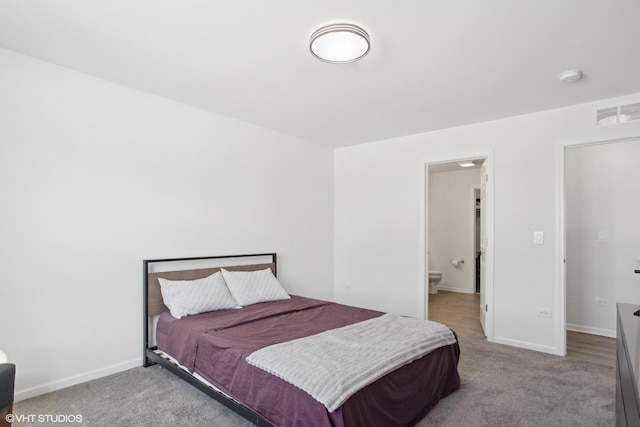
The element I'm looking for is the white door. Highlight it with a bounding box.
[479,160,487,335]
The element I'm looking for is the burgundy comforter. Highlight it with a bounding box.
[157,296,460,427]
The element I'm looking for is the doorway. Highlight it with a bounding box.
[425,155,493,340]
[562,138,640,357]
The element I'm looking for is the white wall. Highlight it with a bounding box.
[334,92,640,354]
[428,168,481,293]
[0,48,334,400]
[566,140,640,336]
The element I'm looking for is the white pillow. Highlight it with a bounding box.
[220,268,290,306]
[158,271,239,319]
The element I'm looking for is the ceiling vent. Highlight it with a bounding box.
[596,102,640,126]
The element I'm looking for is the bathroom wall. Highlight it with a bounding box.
[428,167,481,293]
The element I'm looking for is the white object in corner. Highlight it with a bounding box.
[428,271,442,294]
[0,349,7,363]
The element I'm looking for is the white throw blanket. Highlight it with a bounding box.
[246,313,457,412]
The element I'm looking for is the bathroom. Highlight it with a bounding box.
[427,160,484,319]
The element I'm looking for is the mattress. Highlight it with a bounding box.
[156,295,460,427]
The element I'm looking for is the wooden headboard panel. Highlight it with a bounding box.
[147,262,276,317]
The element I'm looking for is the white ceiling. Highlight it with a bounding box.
[1,1,639,148]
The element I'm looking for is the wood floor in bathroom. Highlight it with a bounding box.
[428,290,616,368]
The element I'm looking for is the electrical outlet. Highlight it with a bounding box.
[595,297,609,306]
[537,307,552,318]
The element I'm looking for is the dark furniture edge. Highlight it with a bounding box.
[616,303,640,427]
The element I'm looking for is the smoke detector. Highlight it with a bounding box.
[558,70,583,83]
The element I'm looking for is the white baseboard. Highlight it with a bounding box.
[566,323,616,338]
[435,286,475,294]
[15,358,141,402]
[490,336,560,356]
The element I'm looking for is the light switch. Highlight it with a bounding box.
[533,231,544,245]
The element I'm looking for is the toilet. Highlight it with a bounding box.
[428,271,442,294]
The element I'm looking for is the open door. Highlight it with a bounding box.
[479,160,487,336]
[425,155,492,338]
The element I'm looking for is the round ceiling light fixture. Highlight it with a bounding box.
[309,23,370,63]
[558,69,583,83]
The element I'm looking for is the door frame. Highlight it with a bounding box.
[558,135,640,356]
[423,150,494,341]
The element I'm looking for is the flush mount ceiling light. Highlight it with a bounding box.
[458,161,476,168]
[309,23,370,63]
[558,69,583,83]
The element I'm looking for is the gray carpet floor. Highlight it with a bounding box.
[14,332,614,427]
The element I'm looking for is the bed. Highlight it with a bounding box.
[143,253,460,427]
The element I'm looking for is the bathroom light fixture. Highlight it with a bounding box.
[309,23,370,63]
[458,161,475,168]
[558,69,583,83]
